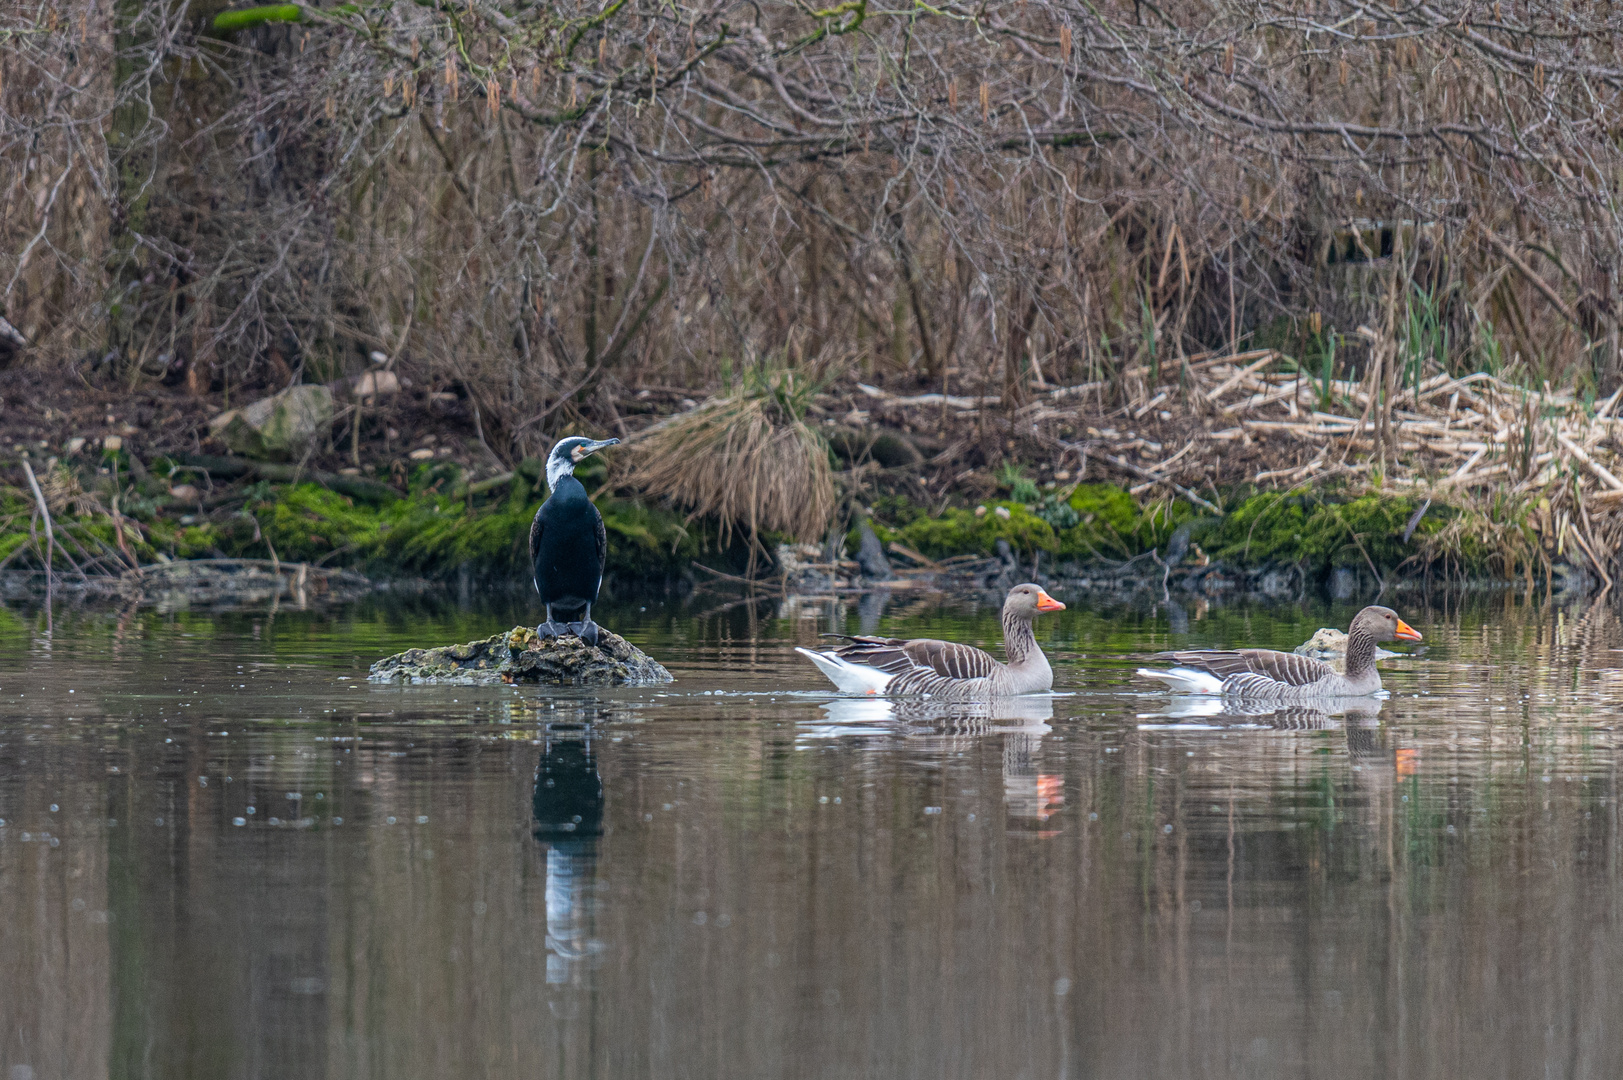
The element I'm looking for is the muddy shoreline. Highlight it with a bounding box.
[0,543,1593,614]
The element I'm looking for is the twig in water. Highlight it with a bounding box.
[693,593,780,619]
[1401,498,1431,544]
[691,562,783,590]
[1341,518,1386,599]
[21,459,55,597]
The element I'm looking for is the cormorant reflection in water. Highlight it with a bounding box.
[532,730,606,984]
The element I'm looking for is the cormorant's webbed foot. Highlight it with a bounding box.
[536,620,568,640]
[570,620,603,647]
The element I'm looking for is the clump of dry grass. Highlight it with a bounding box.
[42,463,101,518]
[620,366,835,554]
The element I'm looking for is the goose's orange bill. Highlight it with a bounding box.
[1394,618,1423,642]
[1036,591,1066,612]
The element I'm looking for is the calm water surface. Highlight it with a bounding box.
[2,589,1623,1079]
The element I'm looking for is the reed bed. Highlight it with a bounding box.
[857,340,1623,585]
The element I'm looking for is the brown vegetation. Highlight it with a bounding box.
[7,0,1620,406]
[2,0,1622,575]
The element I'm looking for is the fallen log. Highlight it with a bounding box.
[169,453,399,502]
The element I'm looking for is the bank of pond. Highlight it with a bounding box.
[0,451,1587,598]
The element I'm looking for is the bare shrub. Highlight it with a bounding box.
[1,0,1618,443]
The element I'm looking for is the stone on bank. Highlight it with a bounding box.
[208,384,334,461]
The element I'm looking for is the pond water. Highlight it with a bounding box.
[2,588,1622,1079]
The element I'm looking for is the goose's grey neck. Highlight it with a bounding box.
[1003,608,1038,665]
[1344,623,1378,679]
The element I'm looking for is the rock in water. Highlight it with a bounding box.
[855,517,893,581]
[369,626,672,687]
[1295,627,1350,657]
[1293,627,1400,673]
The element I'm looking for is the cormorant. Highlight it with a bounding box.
[531,435,619,645]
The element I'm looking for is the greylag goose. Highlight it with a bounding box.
[1137,604,1421,701]
[796,583,1065,700]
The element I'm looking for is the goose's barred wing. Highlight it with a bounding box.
[900,639,1001,680]
[825,636,1001,680]
[822,636,932,678]
[1156,648,1334,687]
[885,667,992,701]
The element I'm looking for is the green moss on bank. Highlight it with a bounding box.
[873,484,1190,563]
[249,485,702,579]
[871,483,1501,579]
[1203,491,1413,570]
[0,457,1520,586]
[0,460,706,582]
[884,502,1058,560]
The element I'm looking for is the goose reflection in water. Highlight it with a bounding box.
[807,692,1055,737]
[1136,695,1387,730]
[1002,726,1065,832]
[532,729,607,984]
[1137,698,1408,777]
[803,694,1065,831]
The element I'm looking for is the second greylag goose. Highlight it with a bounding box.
[796,584,1065,700]
[1137,604,1421,701]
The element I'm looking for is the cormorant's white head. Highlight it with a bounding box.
[546,436,619,491]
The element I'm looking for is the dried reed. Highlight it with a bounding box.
[620,369,835,551]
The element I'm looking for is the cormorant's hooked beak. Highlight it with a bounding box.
[1035,590,1066,613]
[572,437,620,462]
[1393,618,1423,642]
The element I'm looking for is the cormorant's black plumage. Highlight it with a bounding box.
[530,474,605,609]
[531,436,618,644]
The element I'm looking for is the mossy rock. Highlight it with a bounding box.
[368,625,673,687]
[1067,483,1142,533]
[1059,483,1188,559]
